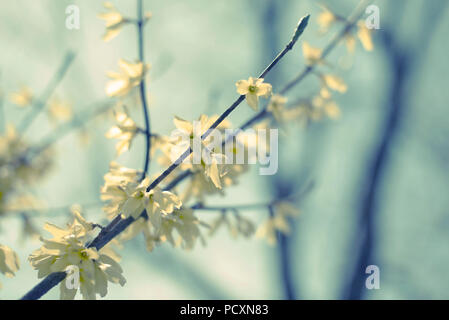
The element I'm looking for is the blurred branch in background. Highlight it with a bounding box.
[270,177,299,299]
[259,0,373,299]
[17,51,75,135]
[27,99,114,157]
[344,0,449,300]
[260,0,298,300]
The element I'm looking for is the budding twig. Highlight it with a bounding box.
[280,0,370,95]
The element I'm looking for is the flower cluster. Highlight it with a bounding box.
[28,210,126,299]
[0,126,54,216]
[47,97,73,124]
[98,1,151,42]
[101,162,182,220]
[9,86,33,107]
[317,5,373,52]
[209,211,256,239]
[256,201,301,245]
[106,59,150,97]
[236,77,272,111]
[0,244,20,289]
[100,162,210,251]
[171,114,232,189]
[105,111,138,155]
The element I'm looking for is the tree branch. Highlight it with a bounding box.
[163,1,369,193]
[21,15,310,300]
[343,1,448,299]
[137,0,152,179]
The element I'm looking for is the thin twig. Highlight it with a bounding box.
[280,0,371,95]
[191,202,274,211]
[163,2,368,192]
[137,0,152,179]
[191,161,314,215]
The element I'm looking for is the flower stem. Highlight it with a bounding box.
[191,202,273,211]
[137,0,151,180]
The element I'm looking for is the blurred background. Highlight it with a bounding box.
[0,0,448,299]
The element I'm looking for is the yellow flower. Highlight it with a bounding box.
[120,217,158,251]
[102,177,149,220]
[0,244,20,289]
[105,111,137,155]
[157,208,204,250]
[220,164,248,188]
[286,102,321,126]
[312,95,341,119]
[203,153,228,189]
[9,86,33,107]
[317,6,337,33]
[146,187,182,229]
[181,171,222,203]
[209,212,255,238]
[236,77,272,111]
[173,114,230,140]
[101,164,182,220]
[344,34,357,53]
[256,201,300,245]
[172,115,230,189]
[103,161,140,186]
[97,2,128,42]
[28,211,125,299]
[106,59,150,97]
[223,129,257,167]
[267,94,288,123]
[357,21,374,51]
[150,134,172,158]
[120,208,203,251]
[100,163,139,218]
[344,21,374,54]
[302,42,323,65]
[172,115,229,156]
[48,97,73,123]
[321,74,347,94]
